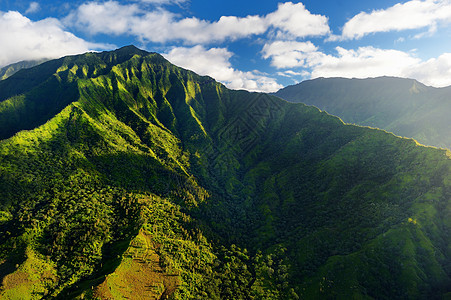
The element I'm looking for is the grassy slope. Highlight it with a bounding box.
[274,77,451,150]
[0,47,450,299]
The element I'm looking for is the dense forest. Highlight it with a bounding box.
[0,46,450,299]
[274,77,451,150]
[0,59,47,81]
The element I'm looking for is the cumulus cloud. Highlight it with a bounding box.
[266,2,330,39]
[339,0,451,40]
[310,47,451,87]
[262,43,420,77]
[66,1,330,44]
[163,45,282,92]
[263,41,451,87]
[262,41,319,69]
[404,53,451,87]
[65,1,266,43]
[308,47,421,79]
[25,2,40,14]
[0,11,110,67]
[65,1,141,36]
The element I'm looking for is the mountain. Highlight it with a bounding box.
[0,46,450,299]
[0,59,48,80]
[274,77,451,150]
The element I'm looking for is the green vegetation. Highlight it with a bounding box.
[274,76,451,149]
[0,46,450,299]
[0,59,48,81]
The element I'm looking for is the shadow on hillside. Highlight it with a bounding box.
[0,246,26,288]
[0,75,79,140]
[53,233,138,299]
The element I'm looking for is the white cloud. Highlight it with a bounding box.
[137,0,187,4]
[66,1,330,44]
[262,42,451,88]
[262,43,422,78]
[309,47,451,87]
[404,53,451,87]
[65,1,266,43]
[65,1,141,36]
[25,2,40,14]
[163,45,282,92]
[262,41,318,69]
[277,70,309,78]
[266,2,330,39]
[340,0,451,40]
[308,47,421,79]
[284,70,305,76]
[0,11,109,67]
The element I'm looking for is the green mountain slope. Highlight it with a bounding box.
[274,77,451,150]
[0,46,450,299]
[0,59,48,81]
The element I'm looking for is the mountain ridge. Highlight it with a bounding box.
[0,46,450,299]
[0,59,49,81]
[274,76,451,150]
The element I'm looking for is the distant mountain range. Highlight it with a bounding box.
[0,46,450,299]
[274,76,451,149]
[0,59,48,80]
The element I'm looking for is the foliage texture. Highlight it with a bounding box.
[0,46,450,299]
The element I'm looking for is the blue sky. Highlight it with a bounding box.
[2,0,451,92]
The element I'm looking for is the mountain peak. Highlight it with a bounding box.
[274,76,450,149]
[0,47,451,299]
[113,45,150,56]
[106,46,170,69]
[94,45,160,66]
